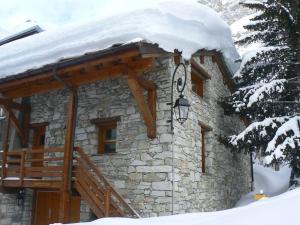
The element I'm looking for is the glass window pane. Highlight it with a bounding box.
[105,128,116,140]
[104,143,116,153]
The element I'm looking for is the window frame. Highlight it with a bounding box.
[191,72,204,97]
[91,117,120,155]
[190,58,211,98]
[199,121,212,173]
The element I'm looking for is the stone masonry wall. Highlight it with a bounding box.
[172,56,251,213]
[29,57,174,219]
[0,190,33,225]
[3,55,252,224]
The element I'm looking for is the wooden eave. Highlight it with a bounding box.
[193,49,236,92]
[190,58,212,80]
[0,42,167,99]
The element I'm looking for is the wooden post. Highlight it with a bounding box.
[201,130,205,173]
[2,112,10,180]
[104,187,111,217]
[59,91,78,223]
[126,77,156,138]
[19,150,26,186]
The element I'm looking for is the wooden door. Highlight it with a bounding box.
[32,125,46,167]
[32,191,81,225]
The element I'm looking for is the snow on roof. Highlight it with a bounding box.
[0,1,240,80]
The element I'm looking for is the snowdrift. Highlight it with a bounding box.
[53,187,300,225]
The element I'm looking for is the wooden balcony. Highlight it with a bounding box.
[0,147,64,189]
[0,146,139,218]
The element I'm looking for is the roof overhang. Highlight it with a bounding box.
[193,49,236,92]
[0,42,169,99]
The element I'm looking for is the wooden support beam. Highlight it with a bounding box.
[191,58,211,80]
[104,187,112,217]
[2,105,27,146]
[59,90,78,223]
[126,77,156,138]
[1,113,10,180]
[2,58,154,99]
[0,98,31,111]
[0,49,141,91]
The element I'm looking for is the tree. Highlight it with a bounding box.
[224,0,300,185]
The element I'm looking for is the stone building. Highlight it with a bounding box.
[0,2,251,225]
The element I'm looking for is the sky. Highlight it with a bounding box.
[0,0,197,35]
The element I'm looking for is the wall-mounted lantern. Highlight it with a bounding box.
[170,62,190,130]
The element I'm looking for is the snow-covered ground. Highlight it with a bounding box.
[53,164,294,225]
[53,187,299,225]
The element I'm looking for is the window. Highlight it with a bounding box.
[191,72,204,97]
[91,117,119,154]
[98,124,117,154]
[199,122,212,173]
[191,58,211,97]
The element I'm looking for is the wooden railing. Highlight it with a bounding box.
[0,146,139,218]
[73,147,139,218]
[1,147,64,185]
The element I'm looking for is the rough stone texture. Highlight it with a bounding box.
[0,190,33,225]
[0,55,250,223]
[171,56,251,213]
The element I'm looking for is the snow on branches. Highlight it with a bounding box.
[229,116,300,165]
[224,0,300,172]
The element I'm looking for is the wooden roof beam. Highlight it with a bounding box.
[0,98,30,111]
[126,75,156,138]
[0,49,141,91]
[2,105,28,146]
[2,57,155,99]
[190,58,211,80]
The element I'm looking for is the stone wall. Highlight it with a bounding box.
[172,56,251,213]
[0,55,251,224]
[0,190,32,225]
[29,57,174,219]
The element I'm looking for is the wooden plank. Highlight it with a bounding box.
[76,168,105,211]
[25,166,64,172]
[59,91,77,223]
[26,157,64,162]
[201,130,205,173]
[19,151,26,185]
[137,77,157,90]
[1,113,10,180]
[104,188,111,217]
[148,88,156,132]
[0,49,140,91]
[24,171,63,177]
[190,58,211,80]
[74,181,104,218]
[126,77,156,138]
[2,106,27,145]
[0,98,30,111]
[2,57,154,99]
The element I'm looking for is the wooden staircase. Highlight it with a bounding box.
[73,147,139,218]
[0,147,139,219]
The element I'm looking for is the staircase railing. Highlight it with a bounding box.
[73,147,139,218]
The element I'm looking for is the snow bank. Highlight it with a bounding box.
[53,187,300,225]
[236,163,291,207]
[0,0,239,79]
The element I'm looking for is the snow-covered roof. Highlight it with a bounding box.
[0,1,240,80]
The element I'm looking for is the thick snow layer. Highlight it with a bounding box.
[0,1,239,79]
[53,187,300,225]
